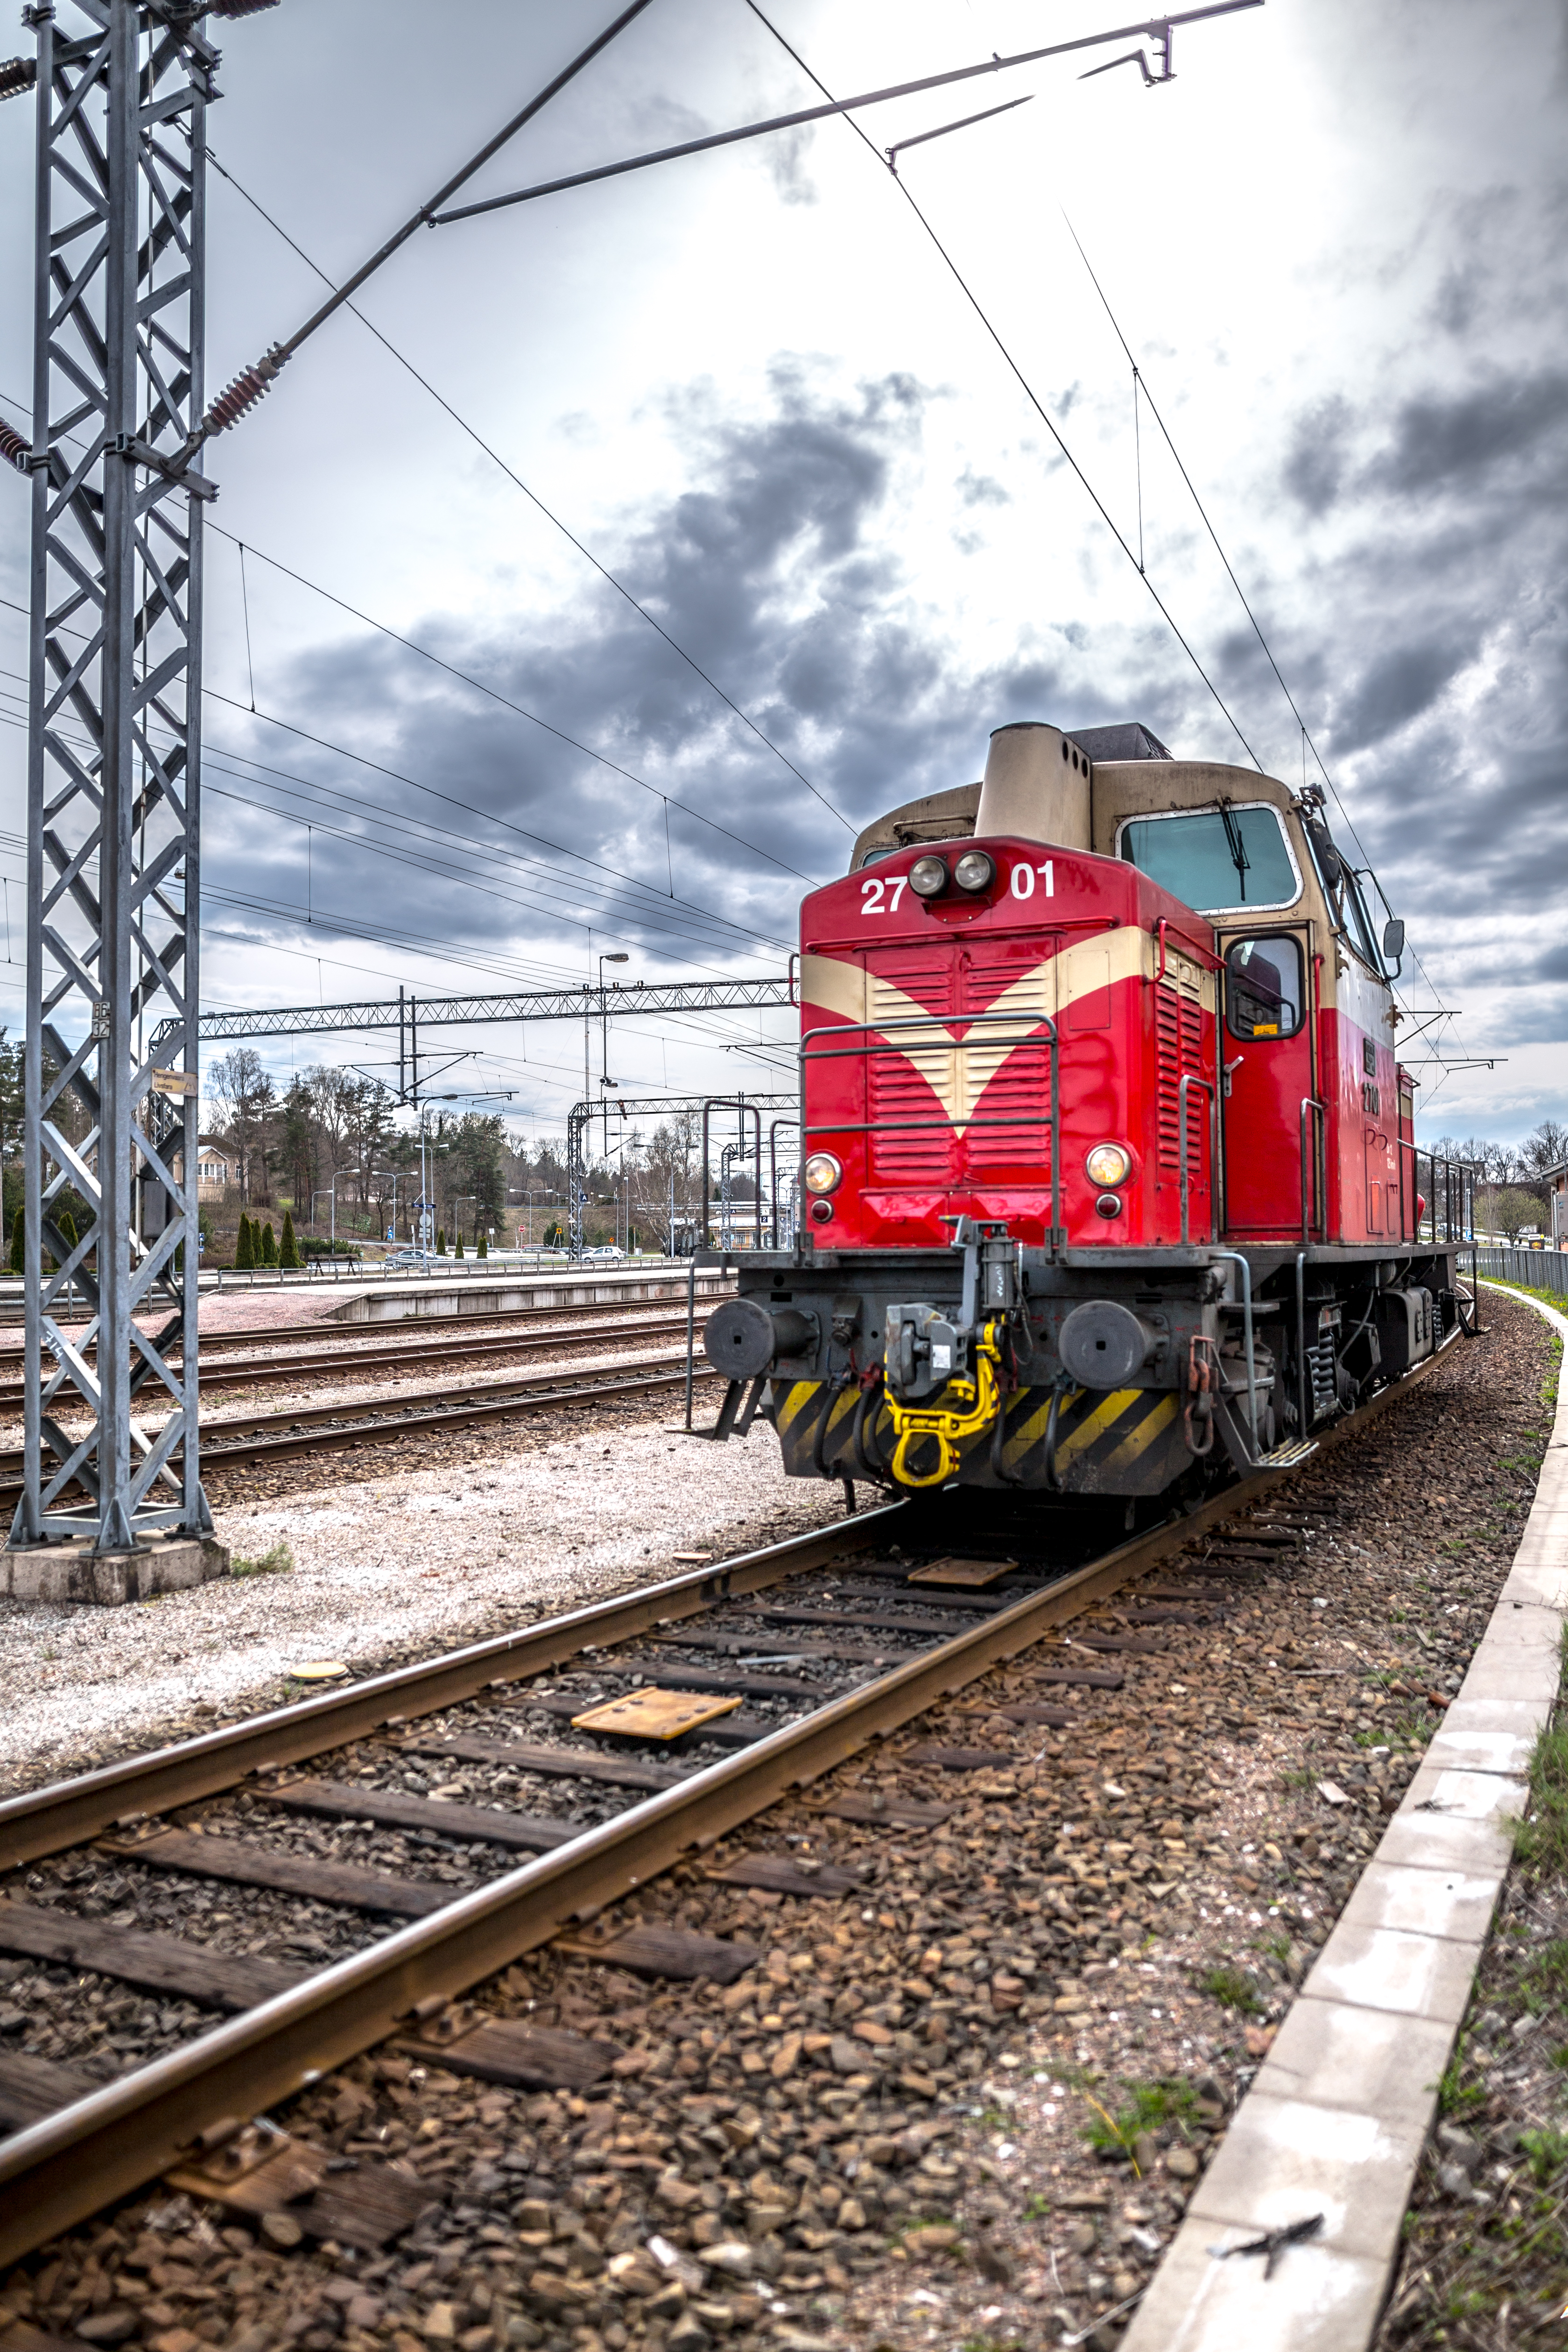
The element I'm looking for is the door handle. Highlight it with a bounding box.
[1223,1056,1245,1099]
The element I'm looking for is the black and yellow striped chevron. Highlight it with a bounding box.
[770,1377,1188,1496]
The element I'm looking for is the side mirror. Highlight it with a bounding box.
[1382,916,1405,974]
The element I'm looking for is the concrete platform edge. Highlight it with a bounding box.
[1121,1287,1568,2352]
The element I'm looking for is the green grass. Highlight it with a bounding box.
[1080,2076,1202,2162]
[1512,1648,1568,1881]
[231,1539,294,1579]
[1197,1963,1265,2017]
[1022,2192,1052,2221]
[1434,2040,1487,2120]
[1517,2127,1568,2187]
[1521,1937,1568,2014]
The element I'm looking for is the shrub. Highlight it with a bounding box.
[278,1209,301,1269]
[455,1231,465,1259]
[8,1205,21,1275]
[477,1230,488,1259]
[235,1214,253,1270]
[436,1226,446,1256]
[260,1221,278,1266]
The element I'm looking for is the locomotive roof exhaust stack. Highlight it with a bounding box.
[976,720,1092,850]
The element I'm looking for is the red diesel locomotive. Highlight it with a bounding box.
[703,719,1474,1503]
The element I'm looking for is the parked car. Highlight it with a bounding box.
[582,1245,626,1262]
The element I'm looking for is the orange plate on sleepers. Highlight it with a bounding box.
[570,1689,744,1741]
[906,1557,1017,1590]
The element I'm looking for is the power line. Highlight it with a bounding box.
[739,0,1264,772]
[0,452,828,894]
[1053,213,1462,1056]
[741,4,1470,1083]
[0,674,791,977]
[0,593,800,951]
[203,527,825,885]
[204,143,856,833]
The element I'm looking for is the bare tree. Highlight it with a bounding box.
[206,1046,275,1205]
[1521,1120,1568,1176]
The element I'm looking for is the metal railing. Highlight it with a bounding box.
[800,1008,1063,1247]
[1300,1097,1327,1243]
[1477,1245,1568,1299]
[1178,1073,1216,1246]
[1412,1150,1477,1245]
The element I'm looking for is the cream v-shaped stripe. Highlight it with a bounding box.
[801,932,1156,1136]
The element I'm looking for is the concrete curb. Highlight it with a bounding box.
[1121,1292,1568,2352]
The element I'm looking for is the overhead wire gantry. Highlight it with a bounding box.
[0,0,1259,1563]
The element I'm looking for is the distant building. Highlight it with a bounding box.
[170,1137,234,1189]
[1546,1161,1567,1246]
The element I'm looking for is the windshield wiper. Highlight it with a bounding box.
[1217,797,1250,899]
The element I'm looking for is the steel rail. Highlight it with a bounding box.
[0,1333,1461,2260]
[0,1282,731,1367]
[0,1358,720,1507]
[0,1507,905,1872]
[0,1311,696,1409]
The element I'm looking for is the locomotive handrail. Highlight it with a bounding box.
[1300,1096,1327,1243]
[1155,915,1226,985]
[1177,1072,1216,1246]
[800,1010,1062,1250]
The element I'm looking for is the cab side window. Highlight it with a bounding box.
[1226,936,1304,1040]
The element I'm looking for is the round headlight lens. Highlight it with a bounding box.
[1085,1142,1132,1188]
[953,849,995,894]
[803,1151,843,1196]
[907,854,949,898]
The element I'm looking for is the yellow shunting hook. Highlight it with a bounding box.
[884,1319,1007,1487]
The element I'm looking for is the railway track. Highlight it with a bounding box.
[0,1332,1458,2267]
[0,1305,700,1415]
[0,1351,721,1509]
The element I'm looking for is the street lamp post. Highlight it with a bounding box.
[329,1170,361,1249]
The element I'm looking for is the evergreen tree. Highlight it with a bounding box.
[279,1209,301,1269]
[261,1221,278,1265]
[455,1230,465,1259]
[477,1230,488,1259]
[9,1205,21,1275]
[436,1225,446,1255]
[57,1209,77,1254]
[235,1214,253,1270]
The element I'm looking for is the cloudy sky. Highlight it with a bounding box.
[0,0,1563,1152]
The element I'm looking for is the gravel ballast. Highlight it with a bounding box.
[0,1415,842,1793]
[0,1297,1554,2352]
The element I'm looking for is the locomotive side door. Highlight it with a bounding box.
[1218,929,1315,1236]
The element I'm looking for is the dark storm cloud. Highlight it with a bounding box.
[1330,639,1465,748]
[207,366,989,977]
[1282,394,1354,515]
[1369,370,1568,496]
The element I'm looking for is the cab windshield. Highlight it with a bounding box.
[1119,803,1299,914]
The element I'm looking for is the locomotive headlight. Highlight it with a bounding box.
[907,854,949,898]
[1085,1141,1132,1188]
[953,849,995,894]
[803,1151,843,1196]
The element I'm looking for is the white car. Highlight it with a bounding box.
[582,1245,626,1262]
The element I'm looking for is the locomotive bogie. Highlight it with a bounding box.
[723,1240,1464,1497]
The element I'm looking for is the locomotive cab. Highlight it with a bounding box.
[702,718,1474,1503]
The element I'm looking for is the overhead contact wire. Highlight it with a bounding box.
[203,147,854,831]
[740,0,1265,774]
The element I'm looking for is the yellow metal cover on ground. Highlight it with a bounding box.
[571,1688,743,1740]
[906,1557,1016,1589]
